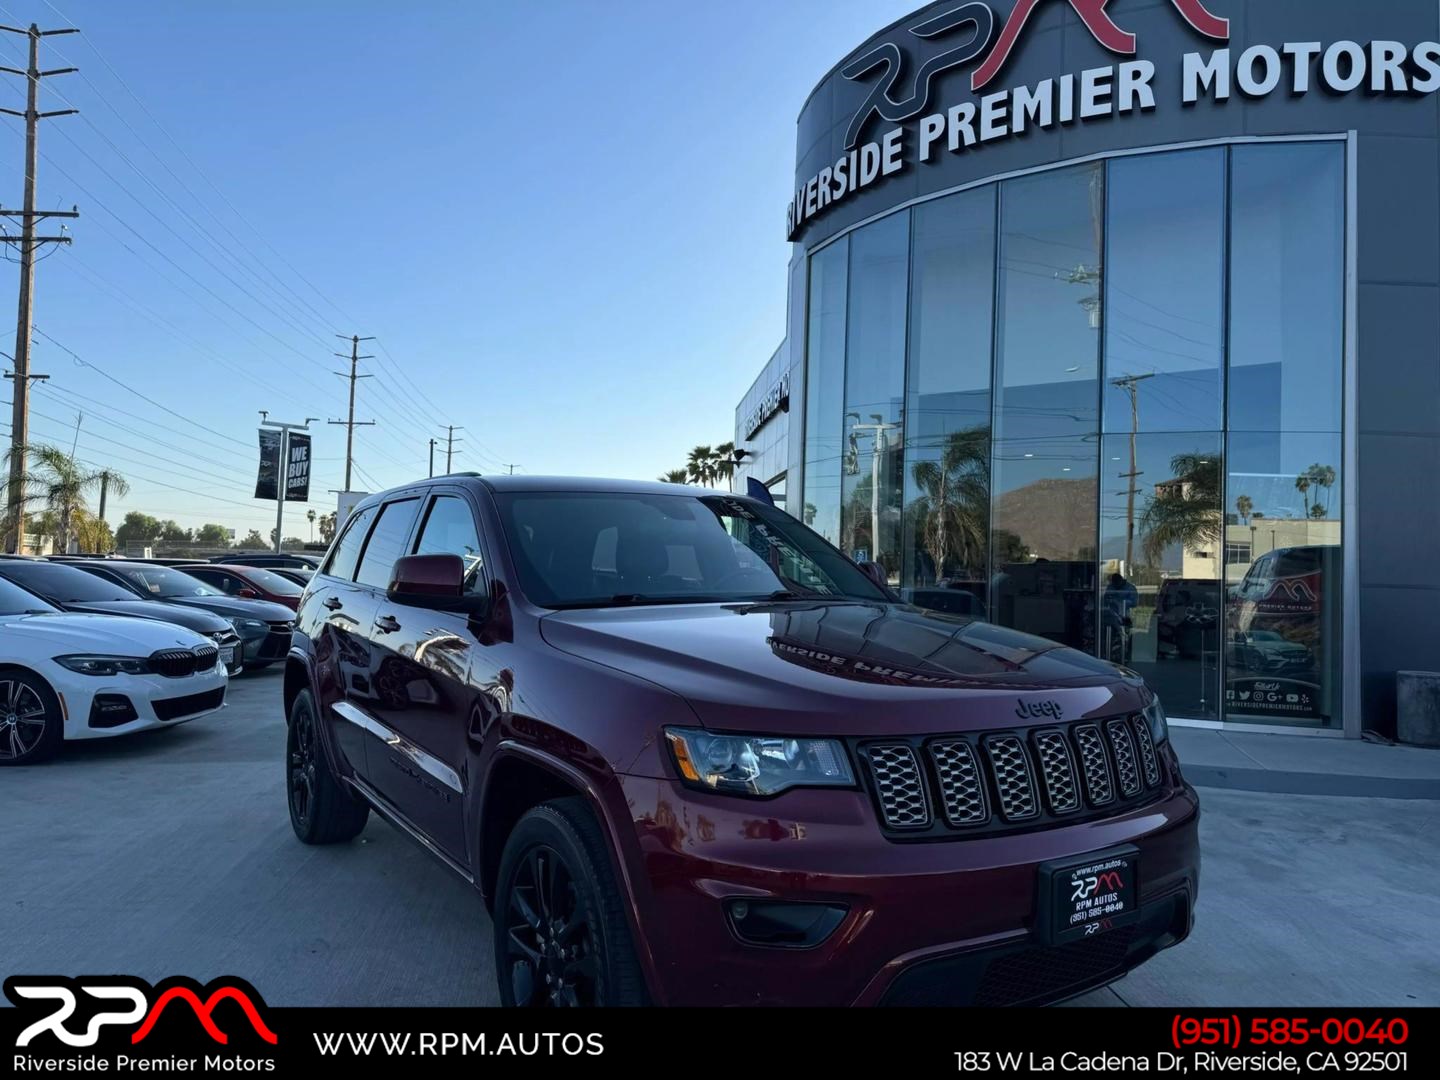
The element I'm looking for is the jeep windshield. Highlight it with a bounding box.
[494,491,889,609]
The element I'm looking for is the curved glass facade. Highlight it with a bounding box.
[799,141,1347,727]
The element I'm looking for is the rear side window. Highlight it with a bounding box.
[324,505,378,581]
[356,499,422,589]
[413,495,485,596]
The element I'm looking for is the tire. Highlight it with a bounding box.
[286,688,369,843]
[0,669,63,766]
[494,797,647,1007]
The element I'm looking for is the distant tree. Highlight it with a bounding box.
[713,441,737,484]
[1234,494,1253,526]
[115,511,163,552]
[158,520,191,545]
[658,469,689,484]
[240,529,266,549]
[1139,453,1224,564]
[909,427,990,585]
[1309,503,1328,520]
[318,512,337,544]
[194,523,232,547]
[306,508,317,541]
[3,444,128,554]
[686,445,716,486]
[71,508,114,554]
[1294,471,1312,518]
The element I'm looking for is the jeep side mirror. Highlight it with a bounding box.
[389,554,465,608]
[237,587,259,599]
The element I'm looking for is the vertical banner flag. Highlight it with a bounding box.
[286,433,312,502]
[255,429,281,500]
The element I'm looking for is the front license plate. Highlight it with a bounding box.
[1037,845,1140,945]
[221,647,236,666]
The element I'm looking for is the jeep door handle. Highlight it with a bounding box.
[374,614,401,634]
[323,596,343,611]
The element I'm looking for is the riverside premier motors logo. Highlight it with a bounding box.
[841,0,1230,151]
[5,975,278,1057]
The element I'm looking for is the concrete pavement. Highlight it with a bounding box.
[4,671,1437,1006]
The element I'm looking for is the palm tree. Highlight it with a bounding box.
[1306,463,1336,517]
[1235,494,1253,526]
[658,469,689,484]
[306,508,317,541]
[686,445,715,486]
[1138,452,1222,564]
[908,427,990,584]
[713,441,738,485]
[4,444,128,555]
[1294,471,1312,518]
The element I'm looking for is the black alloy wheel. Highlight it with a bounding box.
[288,701,319,830]
[286,688,369,844]
[504,844,599,1007]
[494,798,647,1007]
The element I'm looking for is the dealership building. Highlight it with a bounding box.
[734,0,1440,738]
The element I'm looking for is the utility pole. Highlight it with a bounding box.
[328,334,375,493]
[501,463,518,475]
[444,425,463,473]
[428,438,435,478]
[261,416,317,554]
[1111,373,1155,574]
[1,21,78,553]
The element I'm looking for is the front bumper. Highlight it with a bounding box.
[615,767,1199,1007]
[56,665,228,741]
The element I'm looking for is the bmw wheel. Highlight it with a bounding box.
[0,670,62,766]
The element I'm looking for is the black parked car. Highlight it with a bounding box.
[0,559,244,674]
[69,561,295,671]
[214,553,321,570]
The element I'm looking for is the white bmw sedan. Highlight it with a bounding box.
[0,574,228,765]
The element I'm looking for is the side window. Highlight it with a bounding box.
[413,495,486,596]
[356,499,422,590]
[324,505,378,581]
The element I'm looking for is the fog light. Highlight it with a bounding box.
[725,899,847,949]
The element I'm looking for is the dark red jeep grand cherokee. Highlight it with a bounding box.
[284,475,1199,1007]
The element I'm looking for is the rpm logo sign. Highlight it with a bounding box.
[4,975,277,1050]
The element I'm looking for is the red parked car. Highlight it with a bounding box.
[181,563,304,611]
[283,476,1200,1007]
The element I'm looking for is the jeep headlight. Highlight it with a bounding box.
[664,727,854,797]
[1143,698,1169,745]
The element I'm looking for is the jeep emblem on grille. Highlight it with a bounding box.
[1016,699,1064,721]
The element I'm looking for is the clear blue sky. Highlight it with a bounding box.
[0,0,918,539]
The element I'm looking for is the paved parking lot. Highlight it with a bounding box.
[5,670,1439,1006]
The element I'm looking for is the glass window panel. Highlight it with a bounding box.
[995,163,1104,442]
[840,212,909,581]
[990,436,1098,651]
[1229,144,1345,433]
[801,238,848,544]
[1224,432,1343,728]
[1099,432,1224,720]
[1104,149,1225,433]
[355,498,421,590]
[902,188,995,617]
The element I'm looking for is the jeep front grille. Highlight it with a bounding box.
[862,744,930,829]
[929,740,988,826]
[856,714,1165,840]
[982,735,1039,822]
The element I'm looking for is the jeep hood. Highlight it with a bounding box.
[539,600,1150,736]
